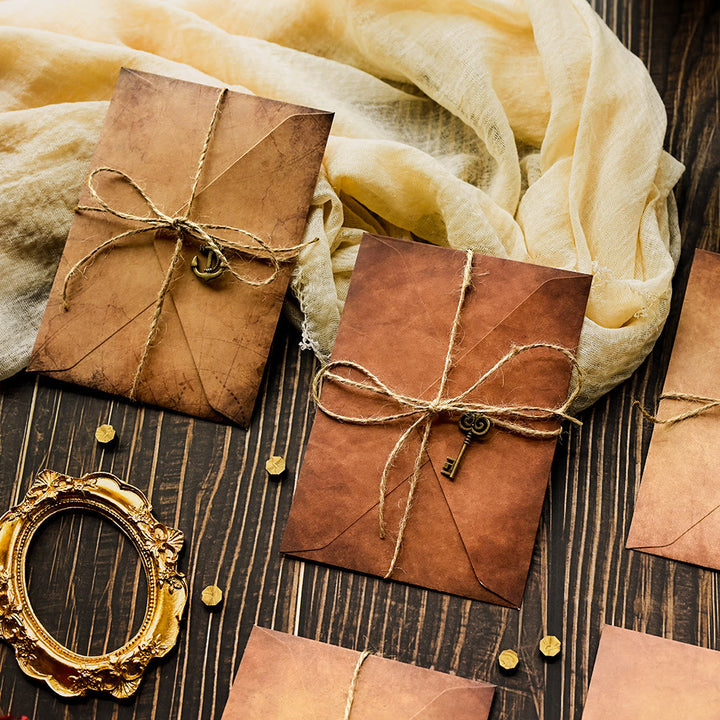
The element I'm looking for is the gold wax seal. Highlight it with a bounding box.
[265,455,286,477]
[201,585,223,608]
[539,635,562,659]
[498,648,519,673]
[94,424,117,445]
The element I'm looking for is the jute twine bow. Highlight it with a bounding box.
[62,87,315,400]
[343,650,372,720]
[313,250,583,578]
[634,392,720,425]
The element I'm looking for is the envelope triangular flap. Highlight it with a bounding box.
[282,234,591,604]
[155,102,333,421]
[222,627,494,720]
[582,625,720,720]
[223,627,348,717]
[407,687,496,720]
[627,249,720,557]
[28,66,220,373]
[354,652,495,719]
[283,235,551,552]
[423,261,591,606]
[30,68,333,424]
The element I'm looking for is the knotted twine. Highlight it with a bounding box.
[634,393,720,425]
[313,250,583,578]
[62,87,315,399]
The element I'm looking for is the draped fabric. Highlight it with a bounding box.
[0,0,683,409]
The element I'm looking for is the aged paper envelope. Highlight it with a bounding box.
[627,249,720,566]
[29,68,332,427]
[582,625,720,719]
[281,234,591,607]
[221,626,495,719]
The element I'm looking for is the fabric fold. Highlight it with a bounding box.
[0,0,682,410]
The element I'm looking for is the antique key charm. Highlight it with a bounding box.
[441,412,492,480]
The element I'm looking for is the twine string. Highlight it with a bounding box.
[343,650,372,720]
[312,250,582,578]
[62,88,315,399]
[634,392,720,425]
[129,232,185,397]
[378,249,472,542]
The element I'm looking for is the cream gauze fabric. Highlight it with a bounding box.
[0,0,683,411]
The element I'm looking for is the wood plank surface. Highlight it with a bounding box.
[0,0,718,718]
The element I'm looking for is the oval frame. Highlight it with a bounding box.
[0,469,187,698]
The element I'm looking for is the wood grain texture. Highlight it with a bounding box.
[0,1,718,718]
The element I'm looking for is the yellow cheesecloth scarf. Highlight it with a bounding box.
[0,0,683,410]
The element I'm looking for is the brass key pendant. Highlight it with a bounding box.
[441,412,491,480]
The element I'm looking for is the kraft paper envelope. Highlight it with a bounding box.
[281,234,591,607]
[582,625,720,719]
[29,68,332,427]
[221,626,495,719]
[627,249,720,566]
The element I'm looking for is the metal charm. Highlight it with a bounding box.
[498,648,520,674]
[191,244,224,281]
[539,634,562,659]
[0,470,187,698]
[441,412,491,479]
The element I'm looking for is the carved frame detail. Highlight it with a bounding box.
[0,469,187,698]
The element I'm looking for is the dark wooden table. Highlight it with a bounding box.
[1,1,718,718]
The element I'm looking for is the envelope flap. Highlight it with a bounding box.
[222,627,494,720]
[28,66,220,373]
[30,68,332,423]
[354,652,494,719]
[111,68,330,218]
[423,270,591,605]
[628,249,720,552]
[408,687,496,720]
[333,236,590,412]
[331,236,573,401]
[153,107,332,421]
[28,219,172,375]
[187,110,334,237]
[283,236,527,552]
[582,625,720,719]
[283,236,590,577]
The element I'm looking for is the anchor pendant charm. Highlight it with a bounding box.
[191,244,224,281]
[441,412,491,480]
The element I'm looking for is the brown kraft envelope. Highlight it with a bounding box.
[221,626,495,719]
[281,234,591,607]
[28,68,333,427]
[581,625,720,719]
[627,249,720,566]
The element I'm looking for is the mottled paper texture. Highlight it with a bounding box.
[582,625,720,719]
[29,68,332,427]
[627,249,720,567]
[282,234,591,607]
[221,627,495,720]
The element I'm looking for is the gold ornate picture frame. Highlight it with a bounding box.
[0,469,187,698]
